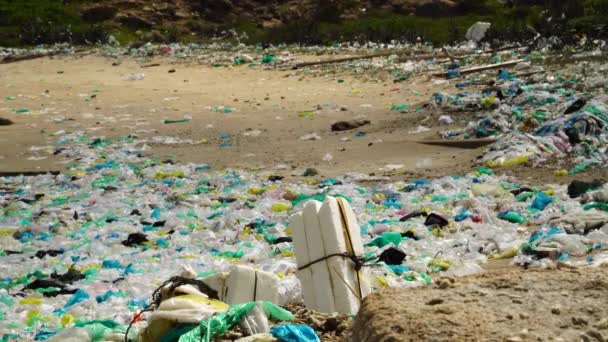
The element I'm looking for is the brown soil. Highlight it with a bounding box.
[349,265,608,342]
[0,54,479,180]
[78,0,462,37]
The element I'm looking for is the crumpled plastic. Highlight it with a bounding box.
[270,324,320,342]
[162,301,293,342]
[546,210,608,235]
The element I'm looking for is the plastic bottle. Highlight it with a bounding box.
[498,211,526,224]
[240,302,270,335]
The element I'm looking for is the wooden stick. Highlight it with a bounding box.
[432,59,526,78]
[0,49,91,64]
[291,43,526,69]
[292,48,449,68]
[417,139,497,149]
[0,171,61,177]
[292,51,403,69]
[1,53,48,64]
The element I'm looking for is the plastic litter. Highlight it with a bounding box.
[530,192,553,211]
[127,73,145,81]
[438,115,454,125]
[467,20,491,42]
[163,118,191,124]
[270,324,320,342]
[236,334,278,342]
[203,265,280,305]
[1,48,608,338]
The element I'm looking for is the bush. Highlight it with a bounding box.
[0,0,606,47]
[0,0,109,45]
[259,12,532,46]
[585,0,608,14]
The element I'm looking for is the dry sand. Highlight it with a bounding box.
[2,54,603,184]
[350,265,608,341]
[0,55,480,179]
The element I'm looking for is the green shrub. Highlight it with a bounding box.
[0,0,606,47]
[585,0,608,14]
[0,0,108,45]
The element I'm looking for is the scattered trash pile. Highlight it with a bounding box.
[435,61,608,171]
[1,130,608,341]
[100,42,291,67]
[0,39,520,73]
[0,44,76,64]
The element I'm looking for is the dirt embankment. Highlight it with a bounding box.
[349,265,608,341]
[80,0,467,32]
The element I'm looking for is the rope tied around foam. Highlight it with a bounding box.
[297,252,377,272]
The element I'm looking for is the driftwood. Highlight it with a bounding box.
[432,59,526,78]
[399,45,526,64]
[292,44,525,70]
[292,49,460,69]
[0,48,92,64]
[418,139,496,149]
[433,46,528,65]
[292,51,401,69]
[1,53,49,64]
[0,171,61,177]
[292,50,450,69]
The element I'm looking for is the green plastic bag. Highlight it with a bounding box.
[172,301,293,342]
[263,302,295,322]
[262,55,275,64]
[75,320,126,342]
[365,231,403,248]
[515,191,534,202]
[160,325,198,342]
[178,302,256,342]
[476,166,493,176]
[569,162,591,175]
[583,203,608,212]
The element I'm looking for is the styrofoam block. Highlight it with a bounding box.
[319,197,370,313]
[290,212,317,309]
[302,200,336,313]
[224,265,255,304]
[224,265,280,305]
[202,272,227,301]
[255,269,280,304]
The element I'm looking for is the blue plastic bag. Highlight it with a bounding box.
[63,289,90,310]
[454,209,473,222]
[530,192,553,211]
[270,324,320,342]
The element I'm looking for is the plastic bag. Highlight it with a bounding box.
[241,303,270,335]
[235,333,278,342]
[530,192,553,211]
[63,289,90,309]
[270,324,320,342]
[178,302,256,342]
[141,295,229,341]
[262,302,295,322]
[74,320,126,342]
[365,231,403,248]
[172,301,294,342]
